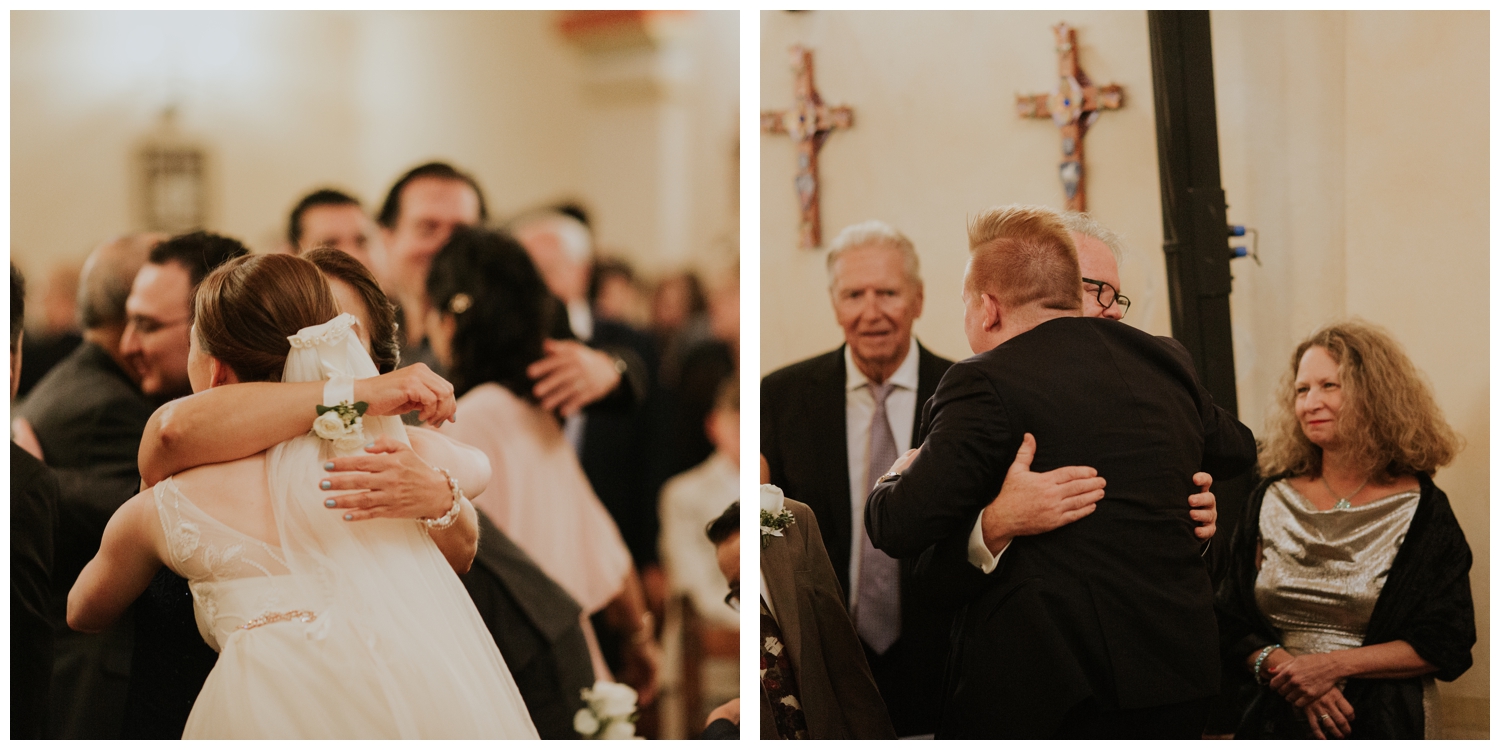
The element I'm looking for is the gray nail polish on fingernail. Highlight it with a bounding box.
[343,513,353,521]
[325,499,336,508]
[320,480,331,490]
[324,462,335,471]
[365,442,376,450]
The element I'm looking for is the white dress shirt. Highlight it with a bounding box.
[843,339,919,608]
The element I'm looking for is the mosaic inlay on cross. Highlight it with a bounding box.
[1016,23,1124,212]
[761,45,854,249]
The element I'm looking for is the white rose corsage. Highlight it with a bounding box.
[573,680,640,740]
[760,484,796,550]
[312,400,369,453]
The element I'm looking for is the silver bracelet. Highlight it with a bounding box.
[422,467,464,530]
[1253,643,1281,685]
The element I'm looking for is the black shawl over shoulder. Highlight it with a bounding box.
[1215,473,1475,739]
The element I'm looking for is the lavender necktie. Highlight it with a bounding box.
[856,381,901,654]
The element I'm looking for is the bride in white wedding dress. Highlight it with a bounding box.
[68,254,538,739]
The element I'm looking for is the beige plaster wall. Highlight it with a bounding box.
[762,9,1488,733]
[12,10,738,294]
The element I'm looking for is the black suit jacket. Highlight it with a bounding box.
[11,444,59,739]
[867,317,1256,738]
[580,319,663,567]
[16,340,154,739]
[460,509,595,740]
[760,342,953,734]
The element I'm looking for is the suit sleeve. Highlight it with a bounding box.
[866,361,1018,559]
[1158,337,1257,479]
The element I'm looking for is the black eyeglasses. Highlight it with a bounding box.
[1082,277,1130,318]
[725,582,740,613]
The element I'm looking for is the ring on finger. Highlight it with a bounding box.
[1319,714,1332,722]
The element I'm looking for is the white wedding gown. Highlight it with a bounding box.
[156,314,538,739]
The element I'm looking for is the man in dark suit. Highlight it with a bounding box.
[866,205,1256,739]
[512,209,662,565]
[760,220,952,736]
[759,487,896,739]
[13,233,163,739]
[12,263,60,739]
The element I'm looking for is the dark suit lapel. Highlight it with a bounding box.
[806,348,852,595]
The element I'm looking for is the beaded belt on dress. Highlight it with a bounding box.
[239,610,318,630]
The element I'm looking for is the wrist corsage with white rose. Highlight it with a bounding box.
[760,484,796,550]
[312,400,369,453]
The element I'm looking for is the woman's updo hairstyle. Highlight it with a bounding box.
[425,226,554,399]
[194,254,342,383]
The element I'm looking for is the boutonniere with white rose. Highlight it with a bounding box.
[760,484,796,550]
[573,680,640,740]
[312,400,369,453]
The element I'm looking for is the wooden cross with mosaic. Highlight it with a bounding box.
[1016,22,1124,212]
[761,45,854,249]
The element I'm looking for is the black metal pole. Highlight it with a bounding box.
[1147,10,1239,417]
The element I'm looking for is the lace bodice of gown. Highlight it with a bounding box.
[153,477,322,653]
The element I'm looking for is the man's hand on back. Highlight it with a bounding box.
[979,433,1106,556]
[1190,472,1217,540]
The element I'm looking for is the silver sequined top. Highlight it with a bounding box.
[1255,480,1419,655]
[1255,480,1439,737]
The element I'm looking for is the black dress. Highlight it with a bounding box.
[1215,473,1476,739]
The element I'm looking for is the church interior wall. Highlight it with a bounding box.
[763,10,1488,734]
[12,10,738,293]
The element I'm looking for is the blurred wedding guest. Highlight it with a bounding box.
[590,257,648,328]
[512,211,662,575]
[11,231,170,739]
[657,378,739,736]
[287,188,384,276]
[658,376,741,630]
[11,263,60,739]
[760,484,895,740]
[668,264,737,481]
[700,502,742,740]
[428,226,662,706]
[650,270,710,389]
[1216,320,1474,739]
[375,161,487,367]
[16,261,84,399]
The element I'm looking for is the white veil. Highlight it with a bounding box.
[267,313,537,738]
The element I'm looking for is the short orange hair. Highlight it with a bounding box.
[966,205,1081,311]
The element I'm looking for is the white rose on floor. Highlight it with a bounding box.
[601,720,637,740]
[573,708,600,736]
[312,410,347,441]
[586,680,638,718]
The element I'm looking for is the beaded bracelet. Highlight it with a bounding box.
[422,466,464,530]
[1253,643,1282,685]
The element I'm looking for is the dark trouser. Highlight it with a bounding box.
[862,637,941,737]
[1053,696,1210,740]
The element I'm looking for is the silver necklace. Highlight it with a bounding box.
[1322,474,1371,510]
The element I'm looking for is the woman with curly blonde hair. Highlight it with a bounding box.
[1216,320,1475,739]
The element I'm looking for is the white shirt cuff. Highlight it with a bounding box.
[967,512,1009,573]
